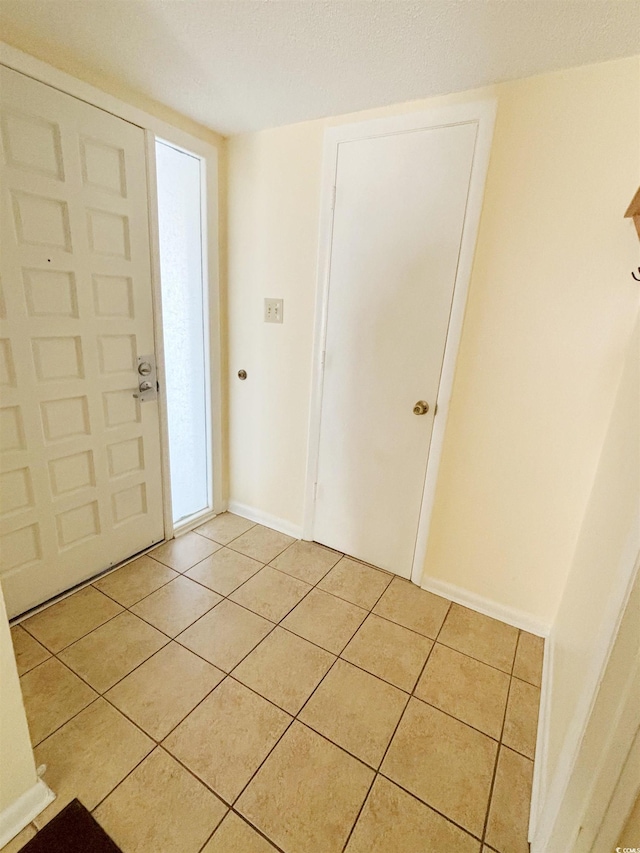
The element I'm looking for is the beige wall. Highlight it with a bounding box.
[227,56,639,624]
[541,566,639,851]
[537,321,640,849]
[619,793,640,849]
[0,587,38,817]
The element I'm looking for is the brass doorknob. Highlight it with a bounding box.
[413,401,429,416]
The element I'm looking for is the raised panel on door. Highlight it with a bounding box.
[314,123,477,578]
[0,66,164,617]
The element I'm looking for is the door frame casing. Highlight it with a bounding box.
[0,41,226,542]
[302,100,497,584]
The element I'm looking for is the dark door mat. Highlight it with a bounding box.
[22,799,123,853]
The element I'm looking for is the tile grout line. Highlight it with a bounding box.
[29,554,421,787]
[480,629,521,850]
[21,529,276,817]
[20,605,126,656]
[374,771,488,844]
[17,517,262,643]
[15,528,353,846]
[16,521,539,851]
[339,597,454,852]
[214,549,364,813]
[86,538,353,838]
[197,554,397,846]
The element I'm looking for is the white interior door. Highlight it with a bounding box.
[313,121,477,578]
[0,66,164,617]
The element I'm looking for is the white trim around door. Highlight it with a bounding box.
[0,41,226,543]
[303,99,496,585]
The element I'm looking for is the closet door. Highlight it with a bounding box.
[0,66,164,617]
[313,121,477,578]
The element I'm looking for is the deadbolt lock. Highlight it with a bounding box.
[133,355,158,402]
[413,401,429,416]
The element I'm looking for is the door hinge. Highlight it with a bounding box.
[314,482,319,500]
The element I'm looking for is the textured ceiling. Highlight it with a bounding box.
[0,1,638,136]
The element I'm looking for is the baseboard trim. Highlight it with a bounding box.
[0,779,55,848]
[227,501,303,540]
[420,576,551,637]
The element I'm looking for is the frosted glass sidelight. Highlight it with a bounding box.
[156,141,210,523]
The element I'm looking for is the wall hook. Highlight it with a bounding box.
[632,268,640,282]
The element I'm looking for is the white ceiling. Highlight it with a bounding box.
[1,1,638,136]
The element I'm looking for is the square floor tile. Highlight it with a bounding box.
[202,811,278,853]
[185,547,263,595]
[300,659,407,767]
[93,555,178,607]
[59,611,167,693]
[20,658,97,745]
[237,721,373,853]
[270,540,341,584]
[513,631,544,687]
[373,577,450,638]
[228,525,295,563]
[282,588,367,653]
[177,599,274,671]
[438,604,519,673]
[164,678,291,803]
[196,512,256,545]
[345,776,481,853]
[150,531,222,572]
[22,587,122,653]
[485,746,533,853]
[381,698,497,838]
[341,613,432,691]
[11,625,50,675]
[318,557,392,609]
[94,747,227,853]
[229,566,311,622]
[106,642,224,740]
[502,677,540,759]
[33,698,153,827]
[233,627,334,714]
[414,643,510,739]
[131,576,221,637]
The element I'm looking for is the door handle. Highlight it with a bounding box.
[413,400,429,416]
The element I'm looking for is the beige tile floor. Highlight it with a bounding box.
[9,513,544,853]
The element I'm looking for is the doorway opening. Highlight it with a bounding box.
[155,139,212,528]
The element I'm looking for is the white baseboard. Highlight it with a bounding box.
[0,779,54,848]
[227,501,303,540]
[420,575,551,637]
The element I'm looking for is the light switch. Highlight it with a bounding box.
[264,298,284,323]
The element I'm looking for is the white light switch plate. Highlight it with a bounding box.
[264,298,284,323]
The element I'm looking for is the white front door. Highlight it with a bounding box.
[0,66,164,617]
[313,120,478,578]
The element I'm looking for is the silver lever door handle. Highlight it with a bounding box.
[133,381,154,399]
